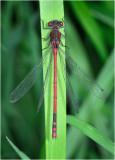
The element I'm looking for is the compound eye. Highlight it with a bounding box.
[48,21,52,26]
[60,21,63,26]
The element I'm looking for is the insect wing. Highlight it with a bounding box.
[58,51,78,112]
[59,48,106,100]
[37,52,53,113]
[10,50,51,103]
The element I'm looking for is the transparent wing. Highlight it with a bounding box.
[59,48,106,100]
[37,52,53,113]
[10,48,52,103]
[58,51,79,112]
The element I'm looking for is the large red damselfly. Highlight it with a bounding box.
[10,19,106,139]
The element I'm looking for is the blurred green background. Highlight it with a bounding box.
[1,1,114,159]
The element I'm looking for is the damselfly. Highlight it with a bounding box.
[10,19,106,139]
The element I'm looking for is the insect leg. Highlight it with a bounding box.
[60,41,69,49]
[42,42,51,51]
[59,26,66,29]
[42,34,50,41]
[41,19,53,29]
[60,32,67,39]
[62,17,66,28]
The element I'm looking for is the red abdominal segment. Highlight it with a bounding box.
[52,48,57,138]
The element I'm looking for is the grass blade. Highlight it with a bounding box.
[66,51,114,158]
[70,1,107,61]
[6,136,30,159]
[67,115,114,155]
[40,0,66,159]
[91,9,114,28]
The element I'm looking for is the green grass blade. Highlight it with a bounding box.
[91,9,114,28]
[67,115,114,155]
[66,51,114,158]
[70,1,107,61]
[6,136,30,159]
[40,0,66,159]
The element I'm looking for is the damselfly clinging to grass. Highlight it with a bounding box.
[10,19,106,139]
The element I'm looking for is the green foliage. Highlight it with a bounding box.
[67,115,114,155]
[40,0,66,159]
[70,1,107,61]
[6,137,30,159]
[66,51,114,159]
[1,1,114,159]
